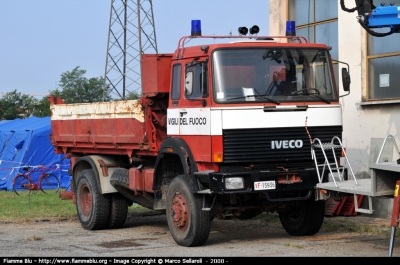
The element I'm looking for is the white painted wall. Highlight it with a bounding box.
[339,3,400,179]
[269,0,400,218]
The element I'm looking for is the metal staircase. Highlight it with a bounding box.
[312,136,357,188]
[312,135,399,214]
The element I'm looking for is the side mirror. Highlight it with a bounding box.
[333,60,351,97]
[342,68,351,92]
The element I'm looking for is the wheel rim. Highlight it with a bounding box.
[171,193,189,231]
[79,184,92,217]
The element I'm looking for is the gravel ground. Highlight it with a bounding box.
[0,212,399,258]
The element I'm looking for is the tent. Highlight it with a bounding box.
[0,116,70,191]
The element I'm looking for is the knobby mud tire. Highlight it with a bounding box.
[107,193,129,229]
[278,193,325,236]
[76,169,110,230]
[166,175,211,247]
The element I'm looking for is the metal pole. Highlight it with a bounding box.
[137,0,143,95]
[103,0,114,101]
[388,180,400,257]
[123,0,128,99]
[149,0,158,53]
[389,227,396,257]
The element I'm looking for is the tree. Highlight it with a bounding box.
[126,90,141,100]
[50,66,112,103]
[33,96,51,117]
[0,90,38,120]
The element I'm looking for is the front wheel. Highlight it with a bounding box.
[76,169,110,230]
[12,175,33,196]
[166,175,211,247]
[278,192,325,236]
[39,174,60,194]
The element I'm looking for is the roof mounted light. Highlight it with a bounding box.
[286,21,296,36]
[249,25,259,34]
[191,20,202,36]
[238,27,248,35]
[238,25,260,36]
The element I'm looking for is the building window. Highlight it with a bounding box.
[288,0,338,59]
[288,0,338,86]
[367,29,400,101]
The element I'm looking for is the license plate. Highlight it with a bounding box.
[254,181,276,190]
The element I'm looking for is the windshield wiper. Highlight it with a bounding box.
[228,94,280,105]
[292,89,331,104]
[308,94,331,104]
[298,93,331,104]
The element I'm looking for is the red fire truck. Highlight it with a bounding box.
[49,29,350,246]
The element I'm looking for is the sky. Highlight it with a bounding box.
[0,1,269,98]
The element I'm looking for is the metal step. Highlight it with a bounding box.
[315,135,400,215]
[316,178,393,197]
[197,189,211,194]
[312,136,357,187]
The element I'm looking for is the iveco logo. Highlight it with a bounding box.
[271,140,303,149]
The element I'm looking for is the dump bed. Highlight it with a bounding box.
[50,99,148,157]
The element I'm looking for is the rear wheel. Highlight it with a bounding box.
[107,193,129,229]
[76,169,110,230]
[12,175,33,196]
[39,174,60,194]
[278,192,325,236]
[166,175,211,247]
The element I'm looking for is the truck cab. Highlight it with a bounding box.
[150,36,344,245]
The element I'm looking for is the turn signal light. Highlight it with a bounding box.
[213,153,223,163]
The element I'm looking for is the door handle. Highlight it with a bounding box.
[180,109,187,117]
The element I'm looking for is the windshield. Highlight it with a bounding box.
[213,48,337,103]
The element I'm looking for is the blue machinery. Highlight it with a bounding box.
[341,0,400,37]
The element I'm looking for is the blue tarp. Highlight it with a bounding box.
[0,117,70,191]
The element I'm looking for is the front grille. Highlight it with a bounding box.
[223,126,342,166]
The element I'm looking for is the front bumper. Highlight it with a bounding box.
[208,168,318,194]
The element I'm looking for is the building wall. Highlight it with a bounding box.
[269,0,399,218]
[269,1,287,37]
[339,3,394,218]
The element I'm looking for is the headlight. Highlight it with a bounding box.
[225,177,244,190]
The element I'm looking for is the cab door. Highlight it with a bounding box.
[167,64,182,135]
[166,57,212,162]
[179,58,210,136]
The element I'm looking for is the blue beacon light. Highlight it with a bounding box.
[286,21,296,36]
[191,20,202,36]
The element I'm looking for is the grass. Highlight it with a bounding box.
[253,212,281,224]
[284,243,306,249]
[321,217,398,237]
[128,203,160,216]
[0,190,77,222]
[0,190,160,223]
